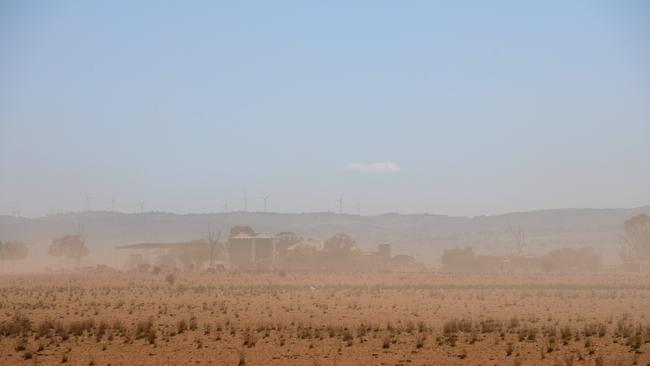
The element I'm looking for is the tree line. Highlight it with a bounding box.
[0,235,89,271]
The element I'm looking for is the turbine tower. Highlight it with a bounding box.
[138,201,145,214]
[261,195,270,212]
[110,197,116,212]
[84,194,94,212]
[335,196,344,214]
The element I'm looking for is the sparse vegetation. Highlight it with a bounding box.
[0,272,648,364]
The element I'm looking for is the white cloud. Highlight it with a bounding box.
[343,161,401,173]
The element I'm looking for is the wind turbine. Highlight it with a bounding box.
[138,201,145,214]
[335,196,344,214]
[223,200,229,213]
[261,195,270,212]
[10,206,19,217]
[110,197,116,212]
[84,194,94,212]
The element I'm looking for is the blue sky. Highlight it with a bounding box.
[1,1,649,217]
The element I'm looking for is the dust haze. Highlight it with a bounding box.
[2,209,650,365]
[2,1,650,365]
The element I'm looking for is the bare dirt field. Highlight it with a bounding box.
[1,271,649,365]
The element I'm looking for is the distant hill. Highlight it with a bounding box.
[1,206,648,265]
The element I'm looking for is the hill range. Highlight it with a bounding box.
[2,206,648,266]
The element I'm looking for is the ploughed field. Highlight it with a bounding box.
[1,272,649,365]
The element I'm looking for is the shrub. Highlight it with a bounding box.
[135,318,156,344]
[342,329,353,346]
[15,339,27,351]
[416,334,425,349]
[0,313,32,337]
[69,319,94,337]
[96,321,107,342]
[166,273,176,286]
[458,349,467,359]
[584,322,606,337]
[356,323,368,339]
[177,319,188,334]
[111,320,126,335]
[189,316,198,331]
[242,330,256,348]
[382,335,391,349]
[37,319,56,338]
[443,318,473,335]
[560,325,572,344]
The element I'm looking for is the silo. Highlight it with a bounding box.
[254,235,274,268]
[228,234,255,269]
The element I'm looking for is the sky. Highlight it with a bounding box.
[1,1,649,217]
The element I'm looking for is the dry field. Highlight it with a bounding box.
[1,271,649,365]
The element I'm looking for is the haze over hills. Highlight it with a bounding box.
[2,206,648,266]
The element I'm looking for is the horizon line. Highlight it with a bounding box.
[2,204,649,220]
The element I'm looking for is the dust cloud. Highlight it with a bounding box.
[1,210,650,364]
[2,1,650,364]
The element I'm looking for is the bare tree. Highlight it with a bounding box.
[207,227,223,269]
[49,235,89,268]
[512,226,526,256]
[621,214,650,264]
[0,240,29,270]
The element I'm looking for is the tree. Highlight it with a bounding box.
[323,233,356,254]
[321,233,357,270]
[171,240,212,271]
[282,242,319,271]
[229,225,255,238]
[0,240,29,269]
[207,229,225,269]
[274,232,303,258]
[621,214,650,263]
[541,247,602,273]
[49,235,89,267]
[440,247,476,271]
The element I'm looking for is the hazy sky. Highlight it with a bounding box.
[1,1,649,217]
